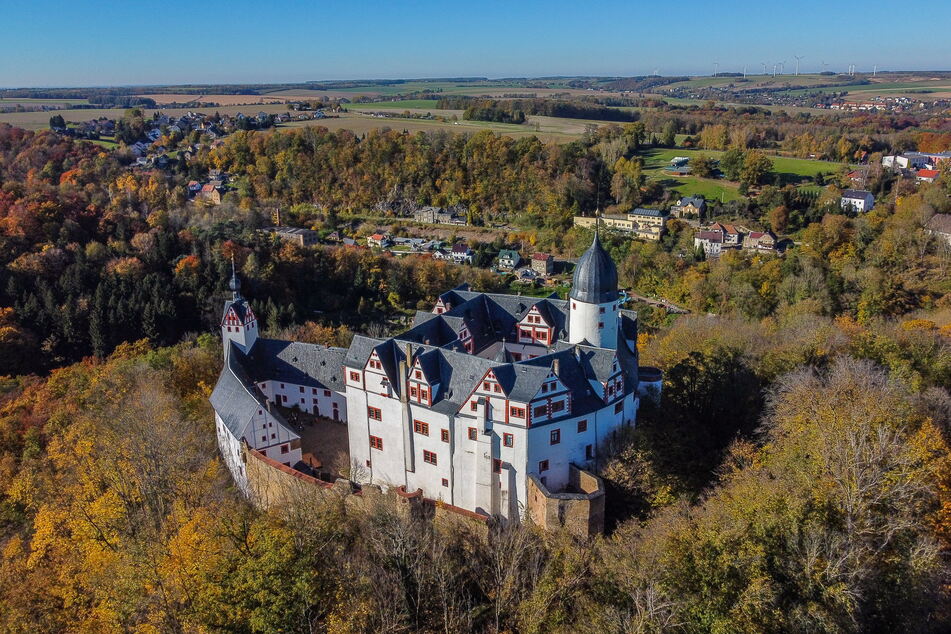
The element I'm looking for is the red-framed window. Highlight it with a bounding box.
[369,360,383,370]
[367,406,382,421]
[410,386,418,398]
[350,371,360,382]
[550,429,561,445]
[423,450,437,465]
[577,419,588,433]
[503,433,514,447]
[413,420,429,436]
[420,388,429,400]
[441,429,450,443]
[510,406,525,418]
[441,478,449,487]
[483,381,491,390]
[539,459,549,472]
[537,331,547,341]
[369,435,383,450]
[468,427,478,440]
[415,370,422,379]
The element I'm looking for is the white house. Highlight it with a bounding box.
[840,189,875,213]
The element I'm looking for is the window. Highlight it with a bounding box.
[551,400,565,413]
[423,450,437,465]
[369,360,382,370]
[420,388,428,400]
[280,383,285,389]
[280,444,289,455]
[413,420,429,436]
[441,429,450,443]
[282,395,288,403]
[585,444,594,460]
[271,433,276,439]
[572,302,577,309]
[324,390,331,397]
[598,322,604,329]
[541,383,548,393]
[539,459,549,472]
[577,419,588,433]
[311,387,317,394]
[468,427,478,440]
[261,436,266,442]
[538,331,547,340]
[369,435,383,450]
[614,402,624,414]
[493,459,502,473]
[503,433,514,447]
[300,398,305,404]
[510,406,525,418]
[599,306,605,314]
[534,405,547,418]
[299,386,304,393]
[313,398,318,405]
[470,400,478,411]
[410,386,418,398]
[441,478,449,487]
[415,370,422,379]
[366,459,372,467]
[520,328,532,338]
[350,371,360,382]
[550,429,560,445]
[493,384,501,393]
[368,406,382,421]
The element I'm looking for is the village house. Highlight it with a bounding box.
[709,222,743,246]
[367,233,392,248]
[199,181,225,205]
[498,249,521,270]
[694,230,724,258]
[916,169,940,184]
[450,243,474,264]
[840,189,875,213]
[742,230,779,252]
[670,196,707,219]
[413,206,468,226]
[531,252,554,276]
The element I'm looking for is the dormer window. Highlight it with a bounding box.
[415,370,422,379]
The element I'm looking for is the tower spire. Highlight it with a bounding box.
[229,255,241,301]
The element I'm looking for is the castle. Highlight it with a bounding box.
[211,231,659,526]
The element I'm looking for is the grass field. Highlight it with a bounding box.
[347,99,441,110]
[637,147,845,201]
[0,97,91,107]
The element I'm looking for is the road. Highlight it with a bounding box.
[625,291,690,314]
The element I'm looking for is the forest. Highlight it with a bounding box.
[0,113,950,630]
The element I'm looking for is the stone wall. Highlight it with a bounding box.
[526,464,605,537]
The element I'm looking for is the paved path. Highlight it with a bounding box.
[626,291,690,314]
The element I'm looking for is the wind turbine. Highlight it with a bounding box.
[779,60,786,75]
[743,64,747,79]
[761,62,768,75]
[713,61,719,77]
[794,55,804,76]
[772,63,777,77]
[873,64,878,77]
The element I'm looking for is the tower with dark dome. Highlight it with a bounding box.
[568,226,620,348]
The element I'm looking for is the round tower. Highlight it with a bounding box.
[568,227,619,348]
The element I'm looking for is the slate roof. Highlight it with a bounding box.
[570,234,619,304]
[244,339,347,392]
[842,189,873,199]
[677,196,706,208]
[210,343,296,440]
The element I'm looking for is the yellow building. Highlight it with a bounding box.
[574,208,668,241]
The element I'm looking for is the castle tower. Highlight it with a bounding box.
[221,260,258,358]
[568,224,619,349]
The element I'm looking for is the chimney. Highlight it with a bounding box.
[552,358,560,377]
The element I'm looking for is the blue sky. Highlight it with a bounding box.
[1,0,948,87]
